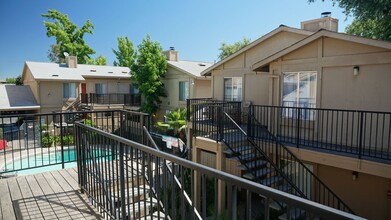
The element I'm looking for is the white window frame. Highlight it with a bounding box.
[282,71,317,120]
[63,82,77,99]
[95,83,107,94]
[179,81,189,101]
[224,77,242,101]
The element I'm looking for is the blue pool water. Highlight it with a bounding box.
[3,148,112,175]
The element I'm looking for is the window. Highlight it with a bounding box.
[224,77,242,101]
[179,81,189,101]
[130,84,139,94]
[63,83,77,99]
[95,83,107,94]
[282,71,317,119]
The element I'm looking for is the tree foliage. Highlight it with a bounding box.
[42,9,96,64]
[218,37,251,60]
[309,0,391,41]
[113,36,135,68]
[5,76,22,85]
[87,55,107,65]
[47,44,65,63]
[131,35,167,115]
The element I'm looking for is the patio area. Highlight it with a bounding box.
[0,167,102,220]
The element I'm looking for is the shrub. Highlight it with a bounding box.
[41,135,54,148]
[54,135,74,145]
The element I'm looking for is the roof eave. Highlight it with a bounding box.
[200,26,314,76]
[252,30,391,71]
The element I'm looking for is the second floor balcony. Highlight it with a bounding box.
[81,93,141,106]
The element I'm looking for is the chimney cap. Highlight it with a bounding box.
[169,47,175,51]
[321,12,331,17]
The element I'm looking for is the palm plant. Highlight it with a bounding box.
[156,108,187,137]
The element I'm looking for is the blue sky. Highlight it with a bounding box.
[0,0,353,78]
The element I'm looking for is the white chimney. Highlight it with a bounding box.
[163,47,179,61]
[66,56,78,68]
[301,12,338,32]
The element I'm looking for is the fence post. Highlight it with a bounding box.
[218,105,224,142]
[187,99,190,121]
[140,114,145,144]
[358,112,364,160]
[60,113,65,169]
[119,143,126,219]
[297,108,301,148]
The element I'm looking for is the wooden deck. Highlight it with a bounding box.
[0,167,103,220]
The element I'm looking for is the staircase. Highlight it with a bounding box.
[221,111,354,219]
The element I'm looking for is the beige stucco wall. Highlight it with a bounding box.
[210,31,309,103]
[158,66,211,120]
[82,78,131,94]
[268,37,391,112]
[317,164,391,220]
[22,67,39,104]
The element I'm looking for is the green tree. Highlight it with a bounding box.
[47,44,64,63]
[309,0,391,41]
[87,55,107,65]
[218,37,251,60]
[5,76,22,85]
[42,9,96,64]
[131,35,167,115]
[5,77,16,84]
[113,36,135,68]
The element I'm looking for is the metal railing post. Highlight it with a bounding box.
[297,108,301,148]
[60,113,65,169]
[119,143,126,219]
[358,112,364,160]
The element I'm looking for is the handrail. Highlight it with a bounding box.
[142,126,202,219]
[76,122,363,220]
[248,111,355,214]
[223,112,307,199]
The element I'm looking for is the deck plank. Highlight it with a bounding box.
[6,178,26,220]
[0,168,103,220]
[16,176,44,219]
[25,174,57,219]
[0,180,16,220]
[49,171,93,220]
[38,172,72,219]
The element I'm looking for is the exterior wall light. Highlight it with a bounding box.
[352,171,359,180]
[353,66,360,76]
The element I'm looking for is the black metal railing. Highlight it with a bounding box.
[246,111,354,214]
[81,93,141,106]
[251,105,391,162]
[0,110,150,176]
[75,121,363,220]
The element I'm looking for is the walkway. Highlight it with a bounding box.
[0,167,102,220]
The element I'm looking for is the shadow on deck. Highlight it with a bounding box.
[0,167,102,220]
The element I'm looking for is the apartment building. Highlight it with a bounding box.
[188,14,391,219]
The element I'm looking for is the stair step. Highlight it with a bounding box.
[269,200,286,211]
[243,168,272,180]
[279,208,306,220]
[145,211,170,220]
[117,197,159,219]
[261,175,284,187]
[239,159,268,170]
[223,145,253,155]
[277,183,292,193]
[111,186,150,207]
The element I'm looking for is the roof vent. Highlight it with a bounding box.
[321,12,331,18]
[108,71,114,74]
[170,47,175,51]
[90,69,97,72]
[52,74,59,77]
[198,64,206,67]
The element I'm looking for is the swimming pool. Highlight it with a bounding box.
[3,148,112,175]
